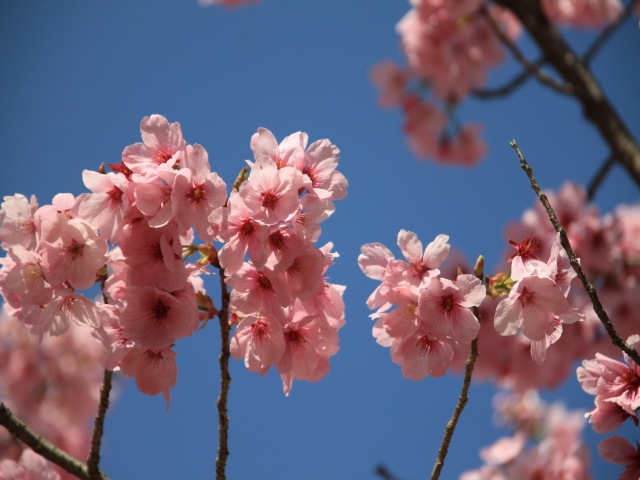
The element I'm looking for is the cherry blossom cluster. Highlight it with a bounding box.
[443,182,640,393]
[492,233,584,364]
[461,390,591,479]
[0,114,347,406]
[0,312,105,479]
[222,128,347,395]
[358,231,485,380]
[370,0,521,164]
[577,335,640,478]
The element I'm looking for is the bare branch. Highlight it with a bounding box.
[509,140,640,366]
[480,6,574,96]
[587,154,616,201]
[471,58,545,99]
[374,465,402,480]
[430,332,479,479]
[0,403,110,480]
[87,369,113,479]
[216,267,232,480]
[495,0,640,189]
[583,0,639,65]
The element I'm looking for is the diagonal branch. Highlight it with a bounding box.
[495,0,640,189]
[587,154,616,201]
[510,140,640,367]
[583,0,639,65]
[0,403,110,480]
[480,6,574,96]
[471,58,546,99]
[87,369,113,479]
[216,267,232,480]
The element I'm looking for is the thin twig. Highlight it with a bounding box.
[0,403,110,480]
[480,6,574,96]
[583,0,639,65]
[216,267,232,480]
[87,369,113,479]
[430,309,481,479]
[587,154,616,201]
[509,140,640,366]
[471,58,545,99]
[374,465,401,480]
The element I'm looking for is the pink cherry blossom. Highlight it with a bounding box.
[121,114,186,178]
[40,216,108,290]
[239,157,304,225]
[418,273,485,344]
[118,221,188,292]
[119,284,199,349]
[0,194,38,250]
[78,171,132,242]
[298,139,347,202]
[386,230,449,287]
[119,346,178,411]
[211,191,269,273]
[370,60,408,109]
[598,435,640,480]
[171,144,227,239]
[230,313,285,376]
[494,274,572,341]
[0,448,60,480]
[391,325,455,380]
[250,128,307,170]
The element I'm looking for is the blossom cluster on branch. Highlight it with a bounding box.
[0,115,348,414]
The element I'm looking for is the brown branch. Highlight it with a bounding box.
[430,308,481,480]
[587,154,616,201]
[509,140,640,366]
[87,369,113,479]
[216,267,232,480]
[471,58,545,99]
[495,0,640,189]
[374,465,402,480]
[583,0,639,66]
[480,6,574,96]
[0,403,110,480]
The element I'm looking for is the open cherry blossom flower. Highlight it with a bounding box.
[598,435,640,480]
[418,274,485,344]
[494,274,573,341]
[0,194,38,250]
[250,128,306,170]
[230,312,286,376]
[239,157,304,226]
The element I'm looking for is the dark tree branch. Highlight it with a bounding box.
[495,0,640,189]
[374,465,401,480]
[87,369,113,480]
[587,154,616,201]
[0,403,110,480]
[430,329,480,479]
[510,140,640,367]
[471,58,546,99]
[216,267,232,480]
[480,6,574,96]
[583,0,639,66]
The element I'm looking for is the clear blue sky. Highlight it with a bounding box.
[1,1,639,479]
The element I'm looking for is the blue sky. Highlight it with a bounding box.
[1,1,639,479]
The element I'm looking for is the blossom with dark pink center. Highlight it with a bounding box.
[418,274,485,344]
[494,274,573,341]
[391,326,455,380]
[239,157,303,226]
[171,144,227,240]
[119,284,199,349]
[508,236,551,281]
[119,346,178,411]
[230,313,286,376]
[79,171,132,242]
